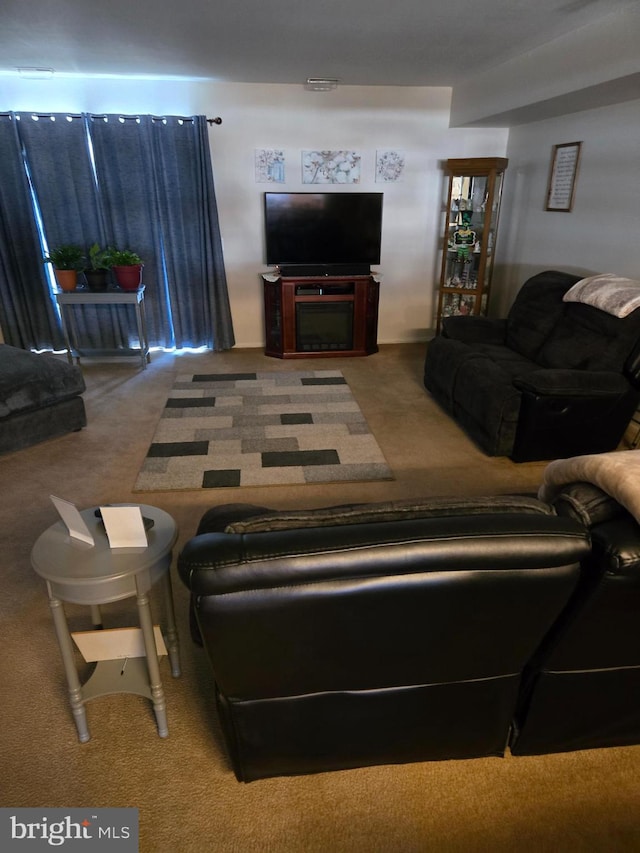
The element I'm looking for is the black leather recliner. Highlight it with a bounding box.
[511,483,640,755]
[178,495,589,781]
[423,271,640,461]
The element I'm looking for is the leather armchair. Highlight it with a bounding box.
[511,483,640,754]
[178,496,589,781]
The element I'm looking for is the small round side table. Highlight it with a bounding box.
[31,504,180,743]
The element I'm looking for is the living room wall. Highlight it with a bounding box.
[493,96,640,316]
[0,77,508,347]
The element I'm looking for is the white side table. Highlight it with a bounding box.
[55,286,151,369]
[31,504,180,742]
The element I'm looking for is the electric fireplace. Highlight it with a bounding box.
[296,302,354,352]
[262,274,379,359]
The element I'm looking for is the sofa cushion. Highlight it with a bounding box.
[536,302,640,371]
[0,344,85,419]
[468,343,539,380]
[221,494,555,534]
[451,355,523,456]
[441,315,507,345]
[505,271,580,361]
[423,335,485,411]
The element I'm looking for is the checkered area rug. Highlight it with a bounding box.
[133,370,393,491]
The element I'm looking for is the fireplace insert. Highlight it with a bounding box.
[295,302,354,352]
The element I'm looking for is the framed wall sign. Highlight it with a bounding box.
[545,141,582,212]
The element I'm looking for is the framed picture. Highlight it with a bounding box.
[302,150,361,184]
[255,149,285,183]
[545,141,582,212]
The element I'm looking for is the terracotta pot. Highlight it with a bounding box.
[113,264,143,291]
[54,269,78,292]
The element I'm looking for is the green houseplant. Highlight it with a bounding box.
[105,248,144,291]
[84,243,111,292]
[44,244,85,292]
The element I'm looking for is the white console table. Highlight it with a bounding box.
[55,286,150,369]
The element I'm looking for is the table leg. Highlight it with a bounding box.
[48,596,91,743]
[134,299,149,369]
[139,297,151,364]
[66,306,82,364]
[57,305,75,366]
[136,586,168,738]
[90,604,103,629]
[160,571,181,678]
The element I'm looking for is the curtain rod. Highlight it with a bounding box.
[1,112,222,124]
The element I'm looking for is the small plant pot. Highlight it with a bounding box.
[113,264,143,291]
[84,270,111,292]
[54,270,78,292]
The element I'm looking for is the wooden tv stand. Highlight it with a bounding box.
[262,273,379,359]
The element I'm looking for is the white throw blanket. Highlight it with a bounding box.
[538,449,640,523]
[563,273,640,318]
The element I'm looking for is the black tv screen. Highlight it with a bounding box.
[264,192,383,268]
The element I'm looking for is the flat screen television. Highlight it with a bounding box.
[264,192,383,274]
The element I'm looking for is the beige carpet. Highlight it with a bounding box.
[1,344,639,853]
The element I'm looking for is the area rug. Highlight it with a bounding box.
[133,370,393,491]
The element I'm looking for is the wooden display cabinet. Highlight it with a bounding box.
[435,157,508,332]
[262,273,379,358]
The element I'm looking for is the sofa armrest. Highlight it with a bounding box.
[441,315,507,344]
[624,340,640,388]
[552,482,626,528]
[513,369,631,398]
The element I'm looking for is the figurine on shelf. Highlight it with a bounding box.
[453,224,476,258]
[449,222,477,285]
[454,199,473,226]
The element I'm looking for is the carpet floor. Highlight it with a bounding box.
[2,345,639,853]
[134,369,392,491]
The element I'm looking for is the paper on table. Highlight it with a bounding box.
[72,626,167,662]
[100,505,148,548]
[50,494,95,546]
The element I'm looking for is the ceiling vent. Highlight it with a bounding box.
[17,67,55,79]
[304,77,340,92]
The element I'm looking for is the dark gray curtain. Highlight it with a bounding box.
[18,113,131,350]
[0,113,62,349]
[0,112,234,352]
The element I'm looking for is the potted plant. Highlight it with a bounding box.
[83,243,111,292]
[44,244,85,292]
[105,248,144,291]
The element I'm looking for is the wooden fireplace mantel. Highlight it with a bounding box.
[262,273,380,359]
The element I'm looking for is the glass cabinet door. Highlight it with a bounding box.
[435,158,507,331]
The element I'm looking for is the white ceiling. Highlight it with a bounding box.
[0,0,634,87]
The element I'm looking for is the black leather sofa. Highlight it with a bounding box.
[423,270,640,461]
[178,486,640,782]
[512,482,640,755]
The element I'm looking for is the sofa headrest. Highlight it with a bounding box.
[221,494,555,534]
[505,271,581,361]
